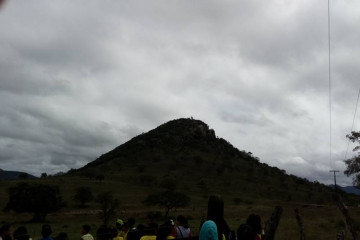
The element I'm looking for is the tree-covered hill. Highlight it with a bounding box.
[68,118,352,204]
[0,169,37,181]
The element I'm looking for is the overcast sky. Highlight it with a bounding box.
[1,0,360,186]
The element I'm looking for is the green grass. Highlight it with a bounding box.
[1,176,360,240]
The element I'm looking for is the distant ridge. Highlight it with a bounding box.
[329,185,360,196]
[0,168,37,181]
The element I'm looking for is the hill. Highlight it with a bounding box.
[328,185,360,196]
[0,168,37,181]
[1,118,360,240]
[70,118,351,204]
[342,186,360,195]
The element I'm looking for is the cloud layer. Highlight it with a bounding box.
[1,0,360,185]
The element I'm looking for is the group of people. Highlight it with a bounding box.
[0,224,70,240]
[0,195,265,240]
[200,195,265,240]
[95,214,193,240]
[0,215,193,240]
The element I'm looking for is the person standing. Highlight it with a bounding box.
[0,225,12,240]
[199,221,218,240]
[175,216,192,239]
[81,225,94,240]
[38,224,53,240]
[206,195,232,240]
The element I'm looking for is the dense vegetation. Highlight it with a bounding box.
[71,118,353,205]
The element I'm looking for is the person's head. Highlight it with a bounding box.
[176,215,188,227]
[237,224,254,240]
[246,214,262,234]
[82,224,91,235]
[207,195,224,222]
[0,224,11,237]
[145,223,158,236]
[116,219,124,231]
[136,224,146,231]
[41,224,52,238]
[96,225,115,240]
[206,195,225,240]
[199,220,218,240]
[13,226,30,240]
[156,221,173,240]
[146,215,153,226]
[127,218,136,229]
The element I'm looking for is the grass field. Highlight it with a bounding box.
[1,176,360,240]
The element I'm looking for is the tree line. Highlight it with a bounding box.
[3,183,190,223]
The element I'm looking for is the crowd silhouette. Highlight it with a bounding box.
[0,195,265,240]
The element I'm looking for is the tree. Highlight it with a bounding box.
[4,183,65,222]
[95,174,105,181]
[344,131,360,186]
[159,178,177,191]
[96,191,119,226]
[143,191,190,217]
[73,187,94,207]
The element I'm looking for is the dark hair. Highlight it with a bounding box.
[246,214,262,234]
[156,222,173,240]
[207,195,224,221]
[137,224,146,231]
[13,226,30,240]
[140,222,158,238]
[176,215,188,228]
[207,195,230,240]
[41,224,52,237]
[127,218,136,228]
[0,224,11,235]
[82,224,91,234]
[237,224,254,240]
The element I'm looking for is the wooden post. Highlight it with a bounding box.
[334,194,359,240]
[264,206,283,240]
[294,208,306,240]
[337,231,345,240]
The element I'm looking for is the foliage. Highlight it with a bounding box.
[138,174,157,187]
[18,173,29,179]
[4,183,65,222]
[344,131,360,186]
[96,191,119,226]
[73,187,94,207]
[143,191,190,217]
[159,178,177,191]
[95,174,105,181]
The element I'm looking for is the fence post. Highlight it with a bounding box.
[264,206,283,240]
[334,194,359,240]
[337,230,345,240]
[294,208,306,240]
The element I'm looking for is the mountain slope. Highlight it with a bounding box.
[70,118,357,204]
[0,169,37,180]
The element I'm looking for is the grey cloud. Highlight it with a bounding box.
[220,110,272,126]
[1,0,359,185]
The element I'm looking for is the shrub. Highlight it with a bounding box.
[4,183,65,222]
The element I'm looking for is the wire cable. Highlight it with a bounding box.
[344,89,360,160]
[328,0,332,162]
